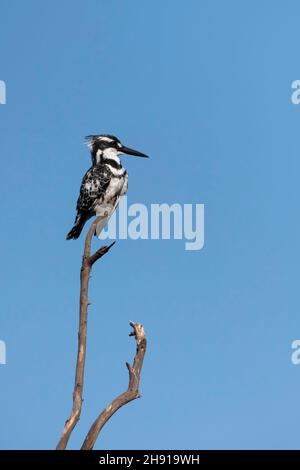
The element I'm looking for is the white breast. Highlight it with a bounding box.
[95,172,126,207]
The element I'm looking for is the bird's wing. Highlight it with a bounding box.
[76,165,112,213]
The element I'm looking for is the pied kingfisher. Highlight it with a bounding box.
[66,134,149,240]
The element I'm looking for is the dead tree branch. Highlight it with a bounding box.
[81,321,147,450]
[56,217,115,450]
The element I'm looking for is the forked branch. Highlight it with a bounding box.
[81,322,147,450]
[56,217,115,450]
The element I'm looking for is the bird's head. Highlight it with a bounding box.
[85,134,149,165]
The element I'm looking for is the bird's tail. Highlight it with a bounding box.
[66,213,89,240]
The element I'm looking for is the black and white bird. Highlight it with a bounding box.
[66,134,149,240]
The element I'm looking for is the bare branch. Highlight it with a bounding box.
[81,322,147,450]
[89,241,116,266]
[56,217,115,450]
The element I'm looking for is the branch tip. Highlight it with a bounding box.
[81,320,147,450]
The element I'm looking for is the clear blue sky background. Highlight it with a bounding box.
[0,0,300,450]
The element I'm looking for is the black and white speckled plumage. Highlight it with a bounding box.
[67,134,146,240]
[77,164,114,212]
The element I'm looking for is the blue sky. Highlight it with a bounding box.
[1,0,300,450]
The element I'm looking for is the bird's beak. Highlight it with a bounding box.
[120,145,149,158]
